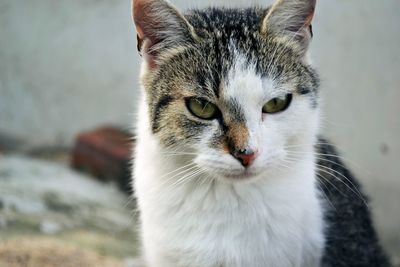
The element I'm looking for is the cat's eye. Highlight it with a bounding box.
[262,94,292,114]
[186,98,219,120]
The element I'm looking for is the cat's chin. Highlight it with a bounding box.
[219,169,261,181]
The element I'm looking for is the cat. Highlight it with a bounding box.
[131,0,390,266]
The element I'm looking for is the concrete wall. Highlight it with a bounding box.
[1,0,399,261]
[0,0,139,145]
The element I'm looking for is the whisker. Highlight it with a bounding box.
[315,164,367,205]
[171,169,206,189]
[286,151,348,171]
[284,153,368,207]
[315,166,368,208]
[159,162,197,179]
[278,156,342,212]
[200,174,214,187]
[283,142,333,149]
[315,172,348,199]
[286,150,365,171]
[147,165,200,195]
[316,177,338,212]
[161,164,199,186]
[161,153,198,157]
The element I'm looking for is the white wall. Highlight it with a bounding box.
[1,0,399,261]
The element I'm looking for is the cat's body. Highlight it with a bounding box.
[131,1,389,266]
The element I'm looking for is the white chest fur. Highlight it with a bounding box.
[133,102,324,267]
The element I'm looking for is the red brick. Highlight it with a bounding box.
[71,127,134,193]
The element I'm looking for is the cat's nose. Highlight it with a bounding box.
[232,148,258,167]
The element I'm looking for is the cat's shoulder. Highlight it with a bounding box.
[315,137,390,266]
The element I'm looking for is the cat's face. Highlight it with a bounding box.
[133,0,319,181]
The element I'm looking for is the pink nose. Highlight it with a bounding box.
[232,149,258,167]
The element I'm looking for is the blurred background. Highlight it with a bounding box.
[0,0,399,266]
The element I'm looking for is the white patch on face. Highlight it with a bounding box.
[194,50,320,181]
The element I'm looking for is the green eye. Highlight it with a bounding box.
[262,94,292,114]
[186,98,219,120]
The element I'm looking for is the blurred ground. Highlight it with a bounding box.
[0,153,140,267]
[0,239,124,267]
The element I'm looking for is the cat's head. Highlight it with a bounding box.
[132,0,320,181]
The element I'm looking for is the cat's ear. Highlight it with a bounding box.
[261,0,316,53]
[131,0,197,68]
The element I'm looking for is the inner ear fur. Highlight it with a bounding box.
[131,0,198,67]
[261,0,316,53]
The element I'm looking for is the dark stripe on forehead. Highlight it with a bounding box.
[211,38,223,98]
[193,68,221,99]
[218,98,247,133]
[226,98,246,123]
[211,69,221,98]
[152,94,173,133]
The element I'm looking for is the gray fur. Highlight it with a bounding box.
[316,139,390,266]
